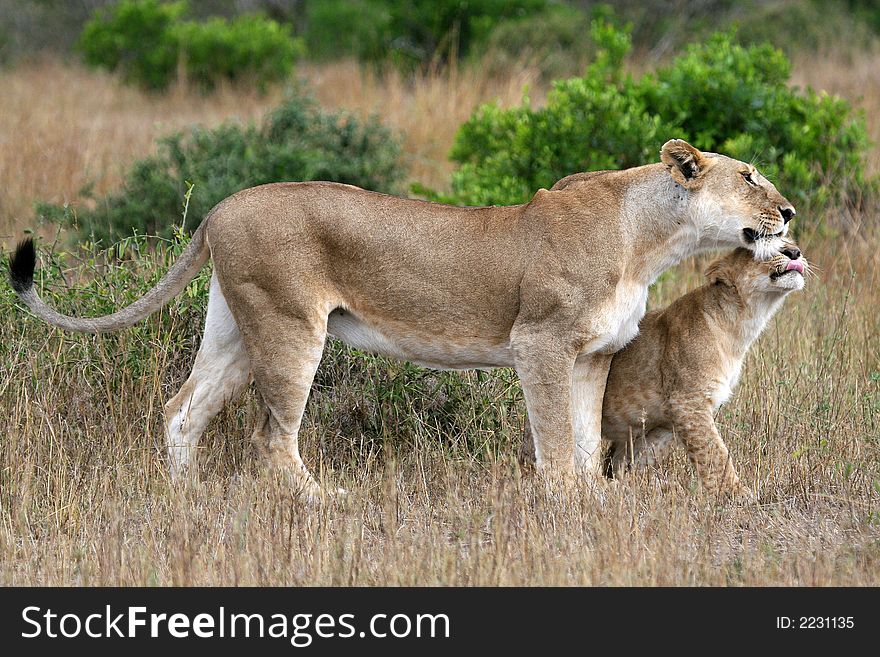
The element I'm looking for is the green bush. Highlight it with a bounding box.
[474,3,619,81]
[77,0,303,91]
[37,95,405,242]
[301,0,549,69]
[302,0,391,62]
[446,17,670,206]
[640,33,872,210]
[445,19,874,219]
[78,0,185,90]
[172,13,301,90]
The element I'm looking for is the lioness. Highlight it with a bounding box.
[600,241,807,497]
[9,139,794,496]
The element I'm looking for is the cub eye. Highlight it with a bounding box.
[741,171,757,186]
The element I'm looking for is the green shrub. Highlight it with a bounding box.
[301,0,549,69]
[475,3,595,81]
[640,32,872,210]
[445,18,874,220]
[37,95,405,242]
[172,13,301,90]
[302,0,391,62]
[78,0,185,90]
[77,0,302,91]
[446,16,671,206]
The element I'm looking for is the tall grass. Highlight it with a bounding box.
[0,53,878,585]
[0,58,285,242]
[1,227,878,585]
[3,49,876,240]
[0,57,542,244]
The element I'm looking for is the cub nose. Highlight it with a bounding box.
[779,205,796,224]
[781,245,801,260]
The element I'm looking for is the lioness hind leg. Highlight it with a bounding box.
[165,274,250,477]
[228,298,330,499]
[252,332,327,499]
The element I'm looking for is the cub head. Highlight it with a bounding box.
[661,139,796,260]
[706,239,807,297]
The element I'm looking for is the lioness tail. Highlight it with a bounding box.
[8,221,210,334]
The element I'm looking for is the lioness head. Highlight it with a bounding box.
[706,239,807,296]
[661,139,795,260]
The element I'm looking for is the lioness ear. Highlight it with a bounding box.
[660,139,708,187]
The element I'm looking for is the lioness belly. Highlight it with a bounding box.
[327,308,513,370]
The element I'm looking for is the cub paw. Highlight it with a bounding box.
[725,484,758,505]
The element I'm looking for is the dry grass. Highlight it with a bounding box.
[0,50,874,239]
[0,54,878,585]
[0,57,542,245]
[1,227,878,585]
[300,60,544,194]
[791,48,880,175]
[0,58,285,242]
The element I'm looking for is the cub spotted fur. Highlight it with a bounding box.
[601,241,807,497]
[9,139,795,498]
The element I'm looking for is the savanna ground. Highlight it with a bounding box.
[1,48,879,585]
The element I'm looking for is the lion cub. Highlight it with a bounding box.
[601,241,806,497]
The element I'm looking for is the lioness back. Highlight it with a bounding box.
[207,182,529,360]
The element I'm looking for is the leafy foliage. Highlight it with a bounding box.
[474,2,595,81]
[446,17,670,206]
[445,19,874,219]
[302,0,549,69]
[77,0,303,90]
[37,95,405,242]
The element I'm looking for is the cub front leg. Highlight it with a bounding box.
[513,344,576,475]
[669,398,752,499]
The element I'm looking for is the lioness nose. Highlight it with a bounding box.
[782,245,801,260]
[779,205,796,223]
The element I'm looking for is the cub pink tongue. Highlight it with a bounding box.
[785,260,805,274]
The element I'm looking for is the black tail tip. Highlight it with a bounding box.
[9,237,36,294]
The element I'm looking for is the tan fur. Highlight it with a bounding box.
[11,140,797,497]
[601,243,806,497]
[522,243,806,497]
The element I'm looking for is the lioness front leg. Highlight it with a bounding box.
[571,353,612,474]
[669,399,753,499]
[516,353,611,478]
[513,343,576,476]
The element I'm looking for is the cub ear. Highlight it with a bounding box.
[660,139,709,187]
[704,257,736,287]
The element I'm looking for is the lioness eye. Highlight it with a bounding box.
[741,171,756,186]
